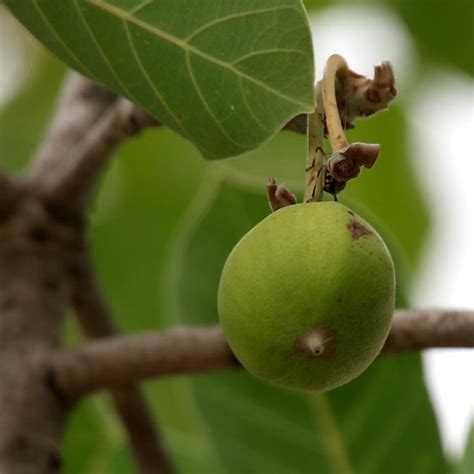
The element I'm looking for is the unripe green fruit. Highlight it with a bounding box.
[218,202,395,392]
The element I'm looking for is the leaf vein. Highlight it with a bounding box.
[185,52,246,150]
[87,0,313,110]
[73,0,137,101]
[231,48,309,66]
[185,7,296,43]
[128,0,153,15]
[32,0,93,76]
[238,77,273,133]
[123,20,190,138]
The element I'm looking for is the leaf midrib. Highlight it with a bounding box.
[87,0,313,110]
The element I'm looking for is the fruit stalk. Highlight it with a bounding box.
[304,83,326,203]
[322,54,351,152]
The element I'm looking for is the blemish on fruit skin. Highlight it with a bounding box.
[296,326,336,358]
[347,219,372,240]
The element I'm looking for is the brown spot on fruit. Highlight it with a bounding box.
[347,219,372,240]
[296,326,336,358]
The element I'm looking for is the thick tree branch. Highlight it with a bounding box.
[52,309,474,398]
[23,74,168,473]
[71,262,173,474]
[0,173,19,221]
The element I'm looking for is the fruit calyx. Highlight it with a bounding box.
[296,326,336,359]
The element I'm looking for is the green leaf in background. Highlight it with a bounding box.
[161,173,447,473]
[0,54,65,175]
[458,425,474,474]
[5,0,315,159]
[389,0,474,76]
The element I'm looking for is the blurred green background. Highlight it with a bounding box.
[0,0,473,472]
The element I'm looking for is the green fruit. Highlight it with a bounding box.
[218,202,395,392]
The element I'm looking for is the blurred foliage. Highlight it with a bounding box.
[458,425,474,474]
[0,0,472,472]
[0,53,64,174]
[388,0,473,76]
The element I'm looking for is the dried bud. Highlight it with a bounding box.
[338,61,397,128]
[328,143,380,182]
[327,153,360,182]
[341,142,380,168]
[267,177,297,212]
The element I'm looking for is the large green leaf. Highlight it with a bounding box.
[161,173,447,473]
[5,0,315,159]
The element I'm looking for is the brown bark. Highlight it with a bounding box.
[0,183,82,472]
[0,75,167,472]
[50,310,474,399]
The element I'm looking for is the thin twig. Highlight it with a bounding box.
[304,83,326,203]
[323,54,350,152]
[52,309,474,398]
[72,262,174,474]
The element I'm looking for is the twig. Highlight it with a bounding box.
[28,74,117,185]
[52,309,474,398]
[71,262,173,474]
[54,326,237,397]
[26,73,158,210]
[383,309,474,352]
[304,83,326,203]
[39,97,158,209]
[323,55,351,152]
